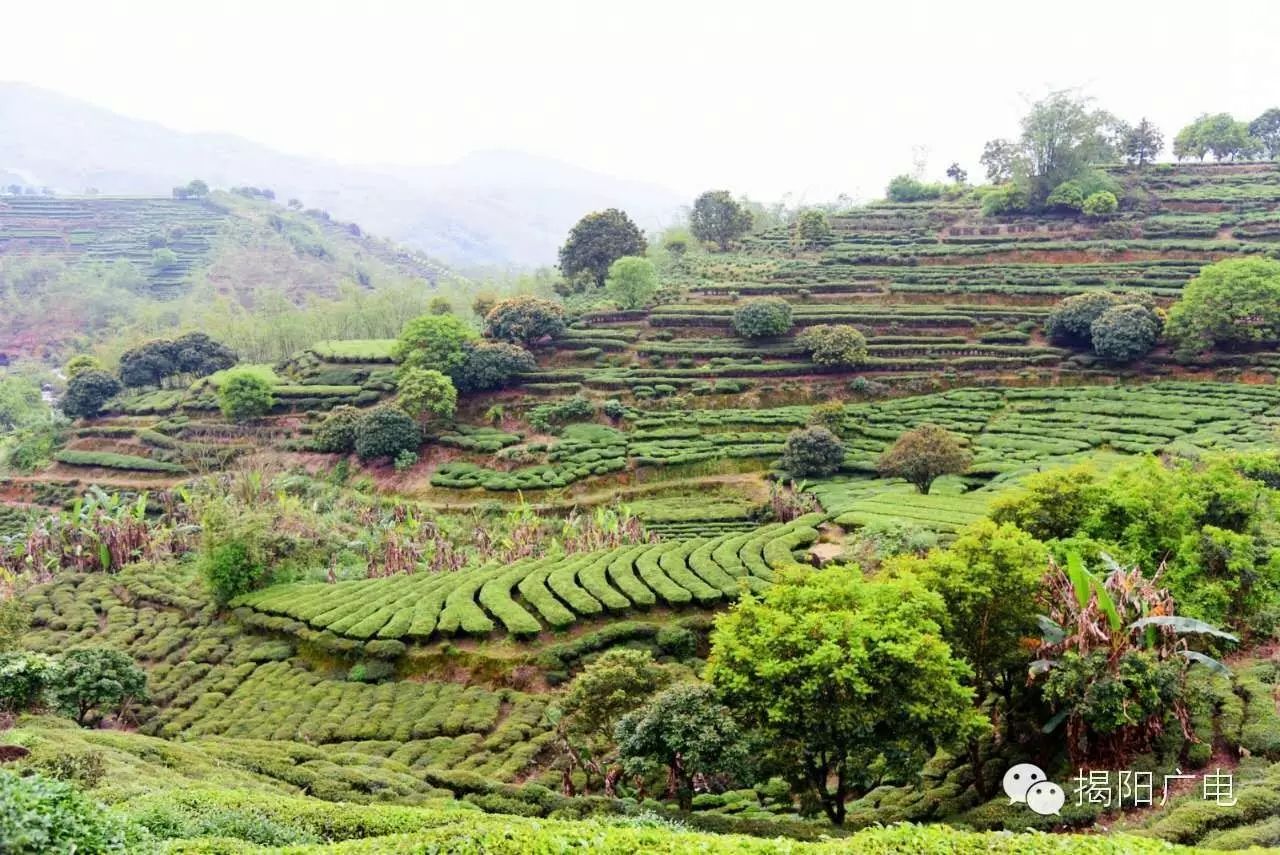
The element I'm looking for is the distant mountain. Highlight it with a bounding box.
[0,83,684,268]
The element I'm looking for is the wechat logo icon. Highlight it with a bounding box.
[1003,763,1065,816]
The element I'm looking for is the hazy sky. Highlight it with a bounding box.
[6,0,1280,202]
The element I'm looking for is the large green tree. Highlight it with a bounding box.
[61,370,121,420]
[889,520,1048,701]
[689,190,753,251]
[553,649,674,795]
[706,569,983,825]
[559,209,647,286]
[603,256,658,310]
[615,683,748,810]
[483,296,566,346]
[1249,108,1280,159]
[1165,257,1280,355]
[1121,118,1164,166]
[1015,91,1120,205]
[395,367,457,421]
[1174,114,1259,162]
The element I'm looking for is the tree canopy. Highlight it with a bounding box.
[603,256,658,310]
[559,209,647,286]
[483,296,566,346]
[731,297,793,338]
[1165,257,1280,355]
[797,324,868,367]
[689,191,753,251]
[1173,113,1260,162]
[61,370,120,420]
[706,568,983,825]
[396,366,458,421]
[877,423,972,494]
[393,314,478,374]
[980,92,1121,210]
[217,369,274,422]
[780,426,845,477]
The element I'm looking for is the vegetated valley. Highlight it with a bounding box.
[3,97,1280,853]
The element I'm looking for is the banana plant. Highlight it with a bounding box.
[1032,551,1237,735]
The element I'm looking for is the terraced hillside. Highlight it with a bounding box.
[6,162,1280,853]
[0,190,456,358]
[520,163,1280,399]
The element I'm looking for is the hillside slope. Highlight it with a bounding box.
[0,189,458,359]
[0,82,684,267]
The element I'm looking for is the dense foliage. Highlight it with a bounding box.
[707,569,983,825]
[1090,303,1160,362]
[51,648,147,726]
[877,424,972,494]
[452,341,536,393]
[0,771,137,854]
[689,191,753,251]
[731,298,793,339]
[61,370,120,420]
[559,209,647,286]
[392,314,478,374]
[604,256,658,310]
[797,324,867,367]
[217,369,274,422]
[779,427,845,477]
[354,406,422,462]
[1165,257,1280,356]
[395,366,458,420]
[484,296,567,345]
[616,683,747,810]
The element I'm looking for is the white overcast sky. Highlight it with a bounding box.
[6,0,1280,202]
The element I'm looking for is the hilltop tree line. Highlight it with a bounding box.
[888,94,1280,218]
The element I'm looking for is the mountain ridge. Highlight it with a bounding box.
[0,82,684,268]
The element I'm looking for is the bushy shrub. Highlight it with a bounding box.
[979,182,1029,216]
[0,770,138,853]
[218,369,275,422]
[604,256,658,310]
[0,650,58,712]
[1166,258,1280,356]
[61,370,121,420]
[886,175,945,202]
[792,209,832,248]
[1082,190,1119,217]
[1045,180,1085,211]
[395,367,457,420]
[392,314,478,374]
[484,297,567,345]
[393,450,418,471]
[797,324,868,367]
[732,298,793,339]
[655,626,697,659]
[1090,304,1160,362]
[1044,292,1131,346]
[527,396,595,432]
[354,407,422,462]
[452,342,536,393]
[313,405,362,453]
[779,427,845,477]
[201,540,265,606]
